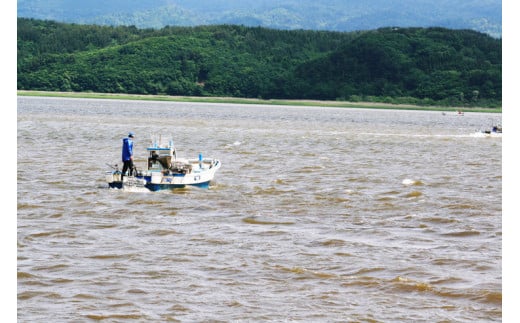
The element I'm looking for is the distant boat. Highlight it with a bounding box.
[474,123,502,137]
[105,136,221,191]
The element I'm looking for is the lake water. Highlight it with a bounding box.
[17,96,502,322]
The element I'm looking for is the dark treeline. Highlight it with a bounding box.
[17,18,502,107]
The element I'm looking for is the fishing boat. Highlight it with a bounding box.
[105,136,221,191]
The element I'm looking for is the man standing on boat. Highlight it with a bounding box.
[122,132,135,179]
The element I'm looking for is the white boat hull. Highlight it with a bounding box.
[106,135,221,191]
[107,159,221,191]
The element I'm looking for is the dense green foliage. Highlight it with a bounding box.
[17,18,502,107]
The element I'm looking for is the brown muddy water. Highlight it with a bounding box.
[18,96,502,322]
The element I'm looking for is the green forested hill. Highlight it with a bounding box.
[17,18,502,107]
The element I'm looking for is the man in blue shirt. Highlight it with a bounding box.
[122,132,135,179]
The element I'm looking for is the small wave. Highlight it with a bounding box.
[340,275,382,288]
[122,186,151,193]
[253,186,275,194]
[402,179,424,186]
[351,267,386,275]
[389,276,501,305]
[150,229,179,236]
[276,265,337,279]
[168,304,190,312]
[33,263,69,272]
[51,278,74,284]
[87,254,133,260]
[315,195,350,203]
[73,293,97,299]
[17,203,42,210]
[258,230,289,236]
[85,314,145,321]
[348,176,370,183]
[423,216,458,224]
[94,223,118,229]
[26,230,75,239]
[135,199,168,205]
[320,239,347,247]
[18,291,42,300]
[107,185,150,193]
[296,165,325,172]
[403,191,423,198]
[18,291,62,300]
[442,230,481,237]
[224,140,242,147]
[274,178,284,184]
[242,216,295,225]
[402,178,415,185]
[443,203,480,210]
[18,272,35,279]
[108,302,136,309]
[390,276,433,292]
[476,291,502,304]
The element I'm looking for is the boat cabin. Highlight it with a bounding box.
[146,142,192,175]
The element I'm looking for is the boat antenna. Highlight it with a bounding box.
[106,163,119,170]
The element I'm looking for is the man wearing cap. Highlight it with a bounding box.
[122,132,135,179]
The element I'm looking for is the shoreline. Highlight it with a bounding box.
[17,90,502,113]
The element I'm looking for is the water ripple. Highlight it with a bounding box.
[17,97,502,322]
